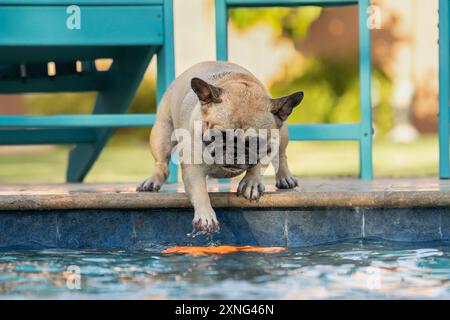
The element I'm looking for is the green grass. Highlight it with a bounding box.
[0,135,439,184]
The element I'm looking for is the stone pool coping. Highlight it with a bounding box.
[1,178,450,210]
[1,179,450,248]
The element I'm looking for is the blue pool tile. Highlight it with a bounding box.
[0,212,57,249]
[364,208,441,242]
[133,209,243,247]
[133,209,201,246]
[218,209,258,246]
[0,206,448,250]
[439,209,450,240]
[287,209,363,247]
[57,211,134,249]
[242,210,287,247]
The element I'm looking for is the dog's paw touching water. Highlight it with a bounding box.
[192,208,220,234]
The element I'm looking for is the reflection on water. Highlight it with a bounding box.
[1,240,450,299]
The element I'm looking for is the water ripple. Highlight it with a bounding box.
[1,240,450,299]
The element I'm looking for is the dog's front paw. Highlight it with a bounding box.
[136,176,163,192]
[237,176,265,201]
[192,208,220,233]
[275,175,298,189]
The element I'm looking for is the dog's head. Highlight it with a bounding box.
[191,75,303,172]
[191,76,304,132]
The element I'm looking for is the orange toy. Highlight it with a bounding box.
[162,245,286,256]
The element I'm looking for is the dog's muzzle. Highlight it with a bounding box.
[203,129,271,170]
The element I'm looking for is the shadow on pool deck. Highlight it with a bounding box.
[0,178,450,249]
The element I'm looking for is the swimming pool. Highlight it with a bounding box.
[1,240,450,299]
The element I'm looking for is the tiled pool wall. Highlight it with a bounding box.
[1,207,450,249]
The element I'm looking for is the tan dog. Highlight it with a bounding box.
[137,61,303,233]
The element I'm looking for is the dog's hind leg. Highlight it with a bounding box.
[273,125,298,189]
[137,99,175,192]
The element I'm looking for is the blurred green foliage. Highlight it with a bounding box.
[230,7,394,136]
[230,7,322,40]
[270,59,393,135]
[0,136,439,183]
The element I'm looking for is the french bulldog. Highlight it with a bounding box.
[137,61,304,233]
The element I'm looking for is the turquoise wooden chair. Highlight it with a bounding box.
[440,0,450,179]
[0,0,178,183]
[215,0,373,179]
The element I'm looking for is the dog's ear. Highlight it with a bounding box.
[270,91,304,121]
[191,78,223,105]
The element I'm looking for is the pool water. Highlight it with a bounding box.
[1,240,450,299]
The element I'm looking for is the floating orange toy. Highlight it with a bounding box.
[162,245,286,256]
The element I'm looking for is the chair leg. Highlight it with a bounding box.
[358,0,373,180]
[439,0,450,179]
[66,48,155,182]
[215,0,228,61]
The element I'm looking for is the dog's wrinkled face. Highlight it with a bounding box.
[191,76,304,172]
[191,76,304,131]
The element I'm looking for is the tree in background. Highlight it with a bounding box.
[230,7,393,136]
